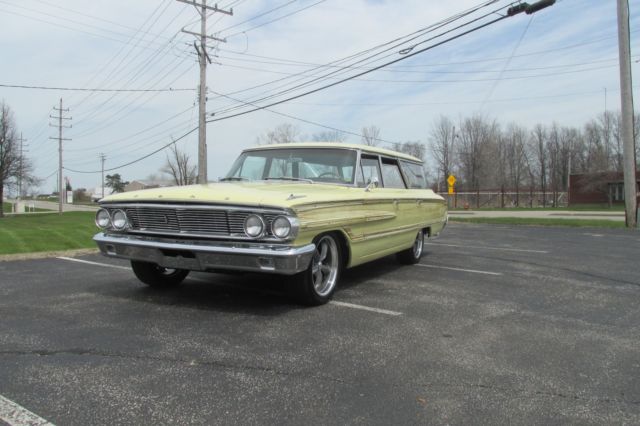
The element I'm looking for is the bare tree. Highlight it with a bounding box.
[428,115,456,190]
[0,102,20,217]
[161,144,197,186]
[392,141,426,161]
[361,125,381,146]
[257,123,300,145]
[457,115,497,191]
[311,130,347,142]
[503,123,528,205]
[531,124,548,206]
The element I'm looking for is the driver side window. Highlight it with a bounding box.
[360,156,381,187]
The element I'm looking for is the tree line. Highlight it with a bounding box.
[428,112,639,205]
[0,102,38,217]
[256,111,639,206]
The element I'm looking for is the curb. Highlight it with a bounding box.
[0,248,99,262]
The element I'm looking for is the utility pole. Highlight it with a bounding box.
[49,98,71,214]
[177,0,233,184]
[17,133,27,200]
[617,0,637,228]
[99,153,106,199]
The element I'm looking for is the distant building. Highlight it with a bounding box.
[569,171,640,205]
[124,179,172,192]
[89,186,114,202]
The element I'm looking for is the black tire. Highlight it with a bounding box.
[291,233,342,306]
[130,260,189,288]
[396,230,425,265]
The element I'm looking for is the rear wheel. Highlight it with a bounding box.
[130,260,189,288]
[292,233,342,306]
[396,230,425,265]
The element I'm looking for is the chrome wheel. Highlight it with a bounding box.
[396,230,425,265]
[311,235,339,297]
[412,231,424,258]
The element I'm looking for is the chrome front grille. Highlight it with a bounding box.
[107,205,278,239]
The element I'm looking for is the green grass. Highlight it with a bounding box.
[450,204,625,212]
[450,217,626,229]
[0,211,97,255]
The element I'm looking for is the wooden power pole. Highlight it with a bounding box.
[177,0,233,184]
[49,98,71,214]
[617,0,638,228]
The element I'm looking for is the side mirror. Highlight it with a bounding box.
[365,177,379,192]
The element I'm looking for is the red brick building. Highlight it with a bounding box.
[569,171,640,205]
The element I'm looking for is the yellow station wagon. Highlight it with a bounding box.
[94,143,448,305]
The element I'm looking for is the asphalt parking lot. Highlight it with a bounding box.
[1,223,639,425]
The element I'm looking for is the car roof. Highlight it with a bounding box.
[242,142,423,163]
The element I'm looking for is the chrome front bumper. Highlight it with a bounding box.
[93,233,316,275]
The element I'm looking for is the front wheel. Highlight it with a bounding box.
[130,260,189,288]
[291,233,342,306]
[396,230,425,265]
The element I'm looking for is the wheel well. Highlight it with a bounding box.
[316,230,350,269]
[422,227,431,237]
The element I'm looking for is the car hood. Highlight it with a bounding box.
[100,181,444,210]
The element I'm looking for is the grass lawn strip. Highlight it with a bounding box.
[0,211,97,255]
[450,217,626,228]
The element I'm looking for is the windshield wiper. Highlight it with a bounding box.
[264,176,313,183]
[220,176,252,182]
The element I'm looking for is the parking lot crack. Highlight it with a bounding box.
[0,348,350,386]
[427,381,640,407]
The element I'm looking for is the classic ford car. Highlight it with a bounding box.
[94,143,447,305]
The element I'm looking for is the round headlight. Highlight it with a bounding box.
[244,214,265,238]
[271,216,292,239]
[111,209,128,230]
[95,209,111,229]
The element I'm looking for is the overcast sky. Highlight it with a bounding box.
[0,0,638,192]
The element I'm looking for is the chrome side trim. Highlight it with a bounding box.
[94,233,315,275]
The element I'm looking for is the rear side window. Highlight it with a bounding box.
[400,161,426,189]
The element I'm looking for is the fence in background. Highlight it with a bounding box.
[436,191,568,209]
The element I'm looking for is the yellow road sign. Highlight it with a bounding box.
[448,186,454,195]
[447,175,456,186]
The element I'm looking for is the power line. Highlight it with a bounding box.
[64,126,199,174]
[207,29,636,110]
[215,0,297,33]
[0,2,169,49]
[210,90,400,146]
[206,2,551,124]
[207,1,508,118]
[30,0,175,42]
[223,0,327,38]
[0,83,194,92]
[481,14,535,106]
[213,61,617,84]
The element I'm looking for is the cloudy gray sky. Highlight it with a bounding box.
[0,0,637,192]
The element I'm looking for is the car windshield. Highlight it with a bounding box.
[224,148,357,184]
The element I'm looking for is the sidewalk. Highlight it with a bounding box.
[4,200,98,214]
[449,210,625,221]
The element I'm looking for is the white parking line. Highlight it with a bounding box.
[416,263,502,276]
[57,257,130,271]
[54,260,403,316]
[329,301,402,316]
[425,242,548,254]
[0,394,55,426]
